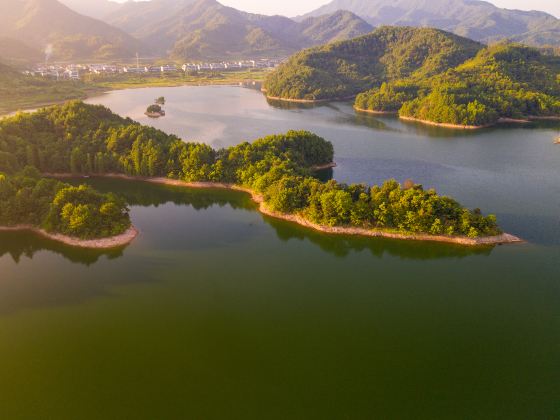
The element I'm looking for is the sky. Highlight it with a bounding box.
[109,0,560,18]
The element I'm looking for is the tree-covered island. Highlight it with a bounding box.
[0,102,519,245]
[265,26,560,128]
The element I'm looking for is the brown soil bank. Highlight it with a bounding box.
[51,174,523,247]
[0,225,138,249]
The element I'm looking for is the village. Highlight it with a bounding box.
[24,58,284,80]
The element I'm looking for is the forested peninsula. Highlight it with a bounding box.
[265,26,560,128]
[0,167,135,248]
[0,102,521,246]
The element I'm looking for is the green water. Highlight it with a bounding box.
[0,87,559,419]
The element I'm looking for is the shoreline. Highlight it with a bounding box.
[398,116,493,130]
[0,225,138,249]
[354,107,398,116]
[266,95,355,104]
[0,76,266,118]
[51,173,523,247]
[145,111,165,118]
[310,162,337,171]
[355,108,560,130]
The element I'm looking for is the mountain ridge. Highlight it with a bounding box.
[300,0,560,47]
[0,0,146,61]
[103,0,374,60]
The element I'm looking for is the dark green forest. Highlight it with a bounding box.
[265,26,560,126]
[265,26,482,101]
[0,167,130,239]
[0,102,500,238]
[356,44,560,126]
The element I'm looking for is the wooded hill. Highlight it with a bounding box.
[103,0,373,60]
[266,26,560,126]
[265,27,483,100]
[356,44,560,126]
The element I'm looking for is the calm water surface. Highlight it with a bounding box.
[0,86,558,419]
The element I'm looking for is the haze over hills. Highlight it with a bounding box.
[57,0,122,20]
[301,0,560,46]
[101,0,373,60]
[0,0,145,61]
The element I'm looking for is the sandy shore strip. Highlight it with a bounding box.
[357,111,558,130]
[0,225,139,249]
[50,174,524,247]
[265,95,355,104]
[354,107,398,116]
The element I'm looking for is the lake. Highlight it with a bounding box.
[0,86,558,419]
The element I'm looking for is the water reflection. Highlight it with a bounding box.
[0,231,125,265]
[264,217,494,260]
[0,178,498,264]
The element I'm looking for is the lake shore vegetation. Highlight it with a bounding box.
[0,101,509,243]
[0,167,132,242]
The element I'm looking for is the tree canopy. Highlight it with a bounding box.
[0,101,500,238]
[356,44,560,126]
[0,167,130,239]
[265,26,482,101]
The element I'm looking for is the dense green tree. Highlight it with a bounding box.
[357,44,560,126]
[0,169,130,239]
[0,101,500,238]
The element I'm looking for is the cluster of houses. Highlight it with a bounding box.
[25,58,284,81]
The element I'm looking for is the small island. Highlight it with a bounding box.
[0,102,523,247]
[145,104,166,118]
[0,167,136,249]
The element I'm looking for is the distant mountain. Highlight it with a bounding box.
[58,0,122,20]
[103,0,373,60]
[0,0,146,61]
[264,26,483,101]
[299,10,374,44]
[300,0,560,46]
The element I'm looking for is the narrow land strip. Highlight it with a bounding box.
[49,174,524,247]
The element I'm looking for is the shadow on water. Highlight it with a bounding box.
[0,231,125,266]
[265,97,319,111]
[2,177,497,266]
[263,216,494,260]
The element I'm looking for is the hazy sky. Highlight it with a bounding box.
[110,0,560,18]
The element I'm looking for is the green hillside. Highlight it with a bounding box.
[104,0,372,60]
[356,44,560,126]
[0,0,145,61]
[264,26,483,101]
